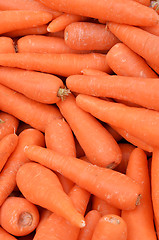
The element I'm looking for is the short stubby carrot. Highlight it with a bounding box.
[0,196,39,236]
[16,162,86,228]
[0,226,17,240]
[64,22,119,51]
[0,37,15,53]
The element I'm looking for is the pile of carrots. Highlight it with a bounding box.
[0,0,159,239]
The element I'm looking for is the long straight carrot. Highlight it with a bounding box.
[108,22,159,67]
[76,94,159,148]
[122,148,157,240]
[57,94,122,168]
[0,52,111,77]
[36,0,158,26]
[0,128,45,206]
[24,145,142,210]
[64,22,119,51]
[67,74,159,111]
[16,162,85,228]
[0,226,17,240]
[0,84,62,132]
[0,37,15,53]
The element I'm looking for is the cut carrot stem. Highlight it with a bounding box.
[0,226,17,240]
[0,37,15,53]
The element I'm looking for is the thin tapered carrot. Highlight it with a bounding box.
[106,43,157,77]
[64,22,119,51]
[108,22,159,67]
[0,37,15,53]
[57,94,122,168]
[0,84,62,132]
[67,74,159,111]
[0,52,110,77]
[36,0,158,26]
[0,226,17,240]
[91,214,127,240]
[141,22,159,36]
[78,210,101,240]
[0,196,39,236]
[0,134,18,172]
[81,68,109,76]
[76,94,159,148]
[122,148,157,240]
[0,128,45,206]
[16,162,85,228]
[0,112,19,141]
[47,13,88,32]
[34,185,90,240]
[24,145,142,210]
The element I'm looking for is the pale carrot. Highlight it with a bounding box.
[0,37,15,53]
[0,226,17,240]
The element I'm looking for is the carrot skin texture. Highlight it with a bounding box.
[141,22,159,37]
[0,226,17,240]
[0,37,15,53]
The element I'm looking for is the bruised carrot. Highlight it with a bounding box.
[0,37,15,53]
[0,196,39,236]
[0,129,45,206]
[0,226,17,240]
[64,22,119,51]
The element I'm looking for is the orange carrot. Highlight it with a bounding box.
[0,128,45,206]
[147,61,159,74]
[76,94,159,148]
[0,196,39,236]
[91,214,127,240]
[24,145,142,210]
[81,68,109,76]
[0,134,18,172]
[103,124,122,142]
[0,226,17,240]
[36,208,52,232]
[46,30,64,38]
[57,94,122,168]
[133,0,150,5]
[16,122,32,135]
[106,43,157,77]
[36,0,158,26]
[0,52,111,77]
[16,162,85,228]
[0,84,62,132]
[141,21,159,36]
[122,148,157,240]
[78,210,101,240]
[0,37,15,53]
[64,22,119,51]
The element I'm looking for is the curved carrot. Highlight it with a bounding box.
[106,43,157,77]
[16,162,85,228]
[122,148,157,240]
[0,226,17,240]
[91,214,127,240]
[0,196,39,236]
[24,145,142,210]
[0,128,45,206]
[0,37,15,53]
[64,22,119,51]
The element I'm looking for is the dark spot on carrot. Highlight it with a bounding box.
[18,212,33,227]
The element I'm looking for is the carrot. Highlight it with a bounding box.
[107,22,159,67]
[91,214,127,240]
[36,0,158,26]
[64,22,119,51]
[67,74,159,111]
[0,226,17,240]
[81,68,109,76]
[57,94,122,168]
[150,0,159,13]
[78,210,101,240]
[0,134,18,172]
[16,162,85,228]
[133,0,150,5]
[147,61,159,74]
[76,94,159,149]
[0,196,39,236]
[47,13,88,32]
[46,30,64,38]
[0,128,45,206]
[103,124,122,142]
[106,43,157,77]
[141,22,159,36]
[0,52,110,77]
[0,84,62,132]
[0,37,15,53]
[122,148,157,240]
[36,208,52,232]
[0,112,19,141]
[24,145,142,210]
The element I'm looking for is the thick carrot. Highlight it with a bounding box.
[24,145,141,210]
[47,13,87,32]
[0,52,110,77]
[57,94,122,168]
[0,226,17,240]
[0,84,62,132]
[78,210,101,240]
[0,134,18,172]
[141,22,159,36]
[0,128,45,206]
[16,162,85,228]
[0,196,39,236]
[36,0,158,26]
[67,74,159,111]
[91,214,127,240]
[0,37,15,53]
[64,22,119,51]
[122,148,157,240]
[108,22,159,67]
[0,112,19,141]
[76,94,159,148]
[106,43,157,77]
